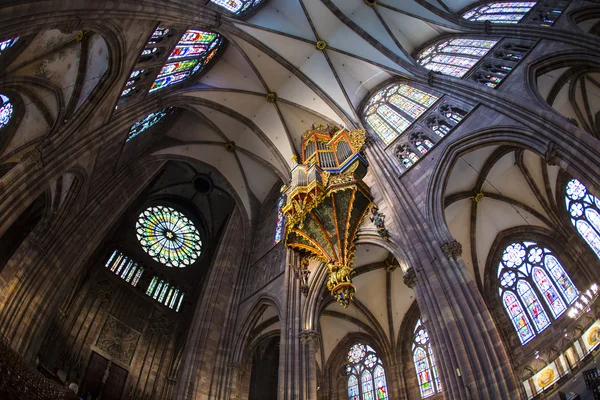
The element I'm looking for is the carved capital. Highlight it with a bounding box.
[403,267,417,288]
[441,240,462,260]
[544,142,561,167]
[299,329,321,348]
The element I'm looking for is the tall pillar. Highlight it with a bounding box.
[299,330,320,400]
[365,138,522,399]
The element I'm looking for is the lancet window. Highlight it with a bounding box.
[498,241,578,344]
[210,0,265,14]
[413,319,442,398]
[346,344,389,400]
[416,39,497,78]
[146,276,185,312]
[127,108,174,142]
[117,26,223,107]
[0,37,19,57]
[274,194,286,245]
[565,178,600,259]
[105,249,144,287]
[0,94,14,130]
[463,2,536,23]
[364,83,439,145]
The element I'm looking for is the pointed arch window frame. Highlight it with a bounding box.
[565,178,600,260]
[412,319,442,398]
[346,343,389,400]
[362,81,442,147]
[462,2,537,24]
[496,240,579,344]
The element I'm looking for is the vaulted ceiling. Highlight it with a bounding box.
[151,0,470,221]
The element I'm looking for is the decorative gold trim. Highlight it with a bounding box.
[266,92,277,103]
[316,40,327,50]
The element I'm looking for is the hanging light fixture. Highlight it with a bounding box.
[281,125,372,307]
[568,283,599,319]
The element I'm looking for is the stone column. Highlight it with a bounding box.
[299,329,320,400]
[365,137,522,399]
[227,362,249,400]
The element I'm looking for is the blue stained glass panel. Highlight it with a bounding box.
[127,108,172,142]
[0,94,14,130]
[348,375,359,400]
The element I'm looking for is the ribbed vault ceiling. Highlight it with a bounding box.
[154,0,469,220]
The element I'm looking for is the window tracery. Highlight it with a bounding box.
[136,205,202,268]
[274,194,286,245]
[463,2,536,23]
[497,241,578,344]
[565,178,600,259]
[364,83,438,145]
[127,108,174,142]
[146,276,185,312]
[105,249,144,287]
[346,344,388,400]
[210,0,265,14]
[412,319,442,398]
[0,94,14,130]
[416,39,497,78]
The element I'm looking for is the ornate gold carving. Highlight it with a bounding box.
[316,40,327,50]
[473,192,484,203]
[75,30,84,42]
[347,128,367,152]
[441,240,462,260]
[403,267,417,288]
[326,262,355,307]
[291,154,298,164]
[96,316,140,365]
[266,92,277,103]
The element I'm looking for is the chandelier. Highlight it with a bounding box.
[568,283,599,319]
[281,125,372,307]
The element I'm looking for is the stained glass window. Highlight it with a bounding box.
[146,275,185,311]
[0,94,13,130]
[364,84,439,145]
[565,178,600,259]
[127,107,173,142]
[412,319,442,398]
[498,241,579,343]
[210,0,265,14]
[149,29,222,93]
[104,249,144,287]
[0,37,19,57]
[136,205,202,268]
[274,194,286,245]
[346,343,388,400]
[416,39,498,78]
[463,2,536,23]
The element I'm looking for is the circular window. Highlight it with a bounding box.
[136,205,202,267]
[0,94,14,130]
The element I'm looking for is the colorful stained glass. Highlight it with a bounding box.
[105,249,143,286]
[389,95,425,118]
[151,27,170,39]
[566,178,600,259]
[149,29,222,93]
[157,60,199,78]
[0,37,19,56]
[347,343,389,400]
[373,366,388,400]
[533,267,566,318]
[210,0,264,13]
[274,194,286,245]
[498,240,579,342]
[0,94,14,130]
[463,2,536,23]
[127,108,172,142]
[503,291,535,343]
[136,205,202,268]
[348,375,359,400]
[412,320,441,398]
[414,347,434,398]
[176,293,184,312]
[147,276,158,296]
[169,44,209,60]
[378,104,410,133]
[417,39,498,78]
[366,114,398,145]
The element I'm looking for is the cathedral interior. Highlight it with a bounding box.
[1,1,600,399]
